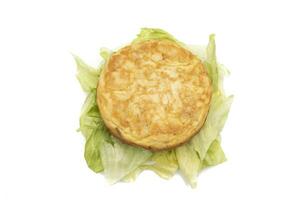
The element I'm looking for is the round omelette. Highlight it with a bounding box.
[97,39,212,151]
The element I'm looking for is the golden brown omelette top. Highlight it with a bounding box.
[97,39,212,151]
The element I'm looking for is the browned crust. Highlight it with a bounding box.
[97,39,212,151]
[99,107,211,152]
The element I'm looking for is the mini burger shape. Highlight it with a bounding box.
[75,28,233,187]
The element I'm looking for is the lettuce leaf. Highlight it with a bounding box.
[79,91,100,139]
[176,143,201,188]
[133,28,179,44]
[190,35,233,163]
[73,55,100,93]
[204,34,230,94]
[99,48,111,60]
[122,150,178,182]
[100,137,152,184]
[79,90,109,172]
[121,167,144,182]
[191,93,233,160]
[145,150,178,179]
[203,139,226,167]
[84,126,104,173]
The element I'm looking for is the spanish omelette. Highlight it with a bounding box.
[97,39,212,151]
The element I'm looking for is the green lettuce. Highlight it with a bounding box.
[145,150,178,179]
[79,91,100,139]
[191,93,233,161]
[100,137,151,184]
[84,125,105,173]
[75,28,233,187]
[176,143,201,187]
[203,138,226,167]
[122,150,178,182]
[133,28,179,44]
[73,55,100,93]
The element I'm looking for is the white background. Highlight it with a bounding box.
[1,0,300,199]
